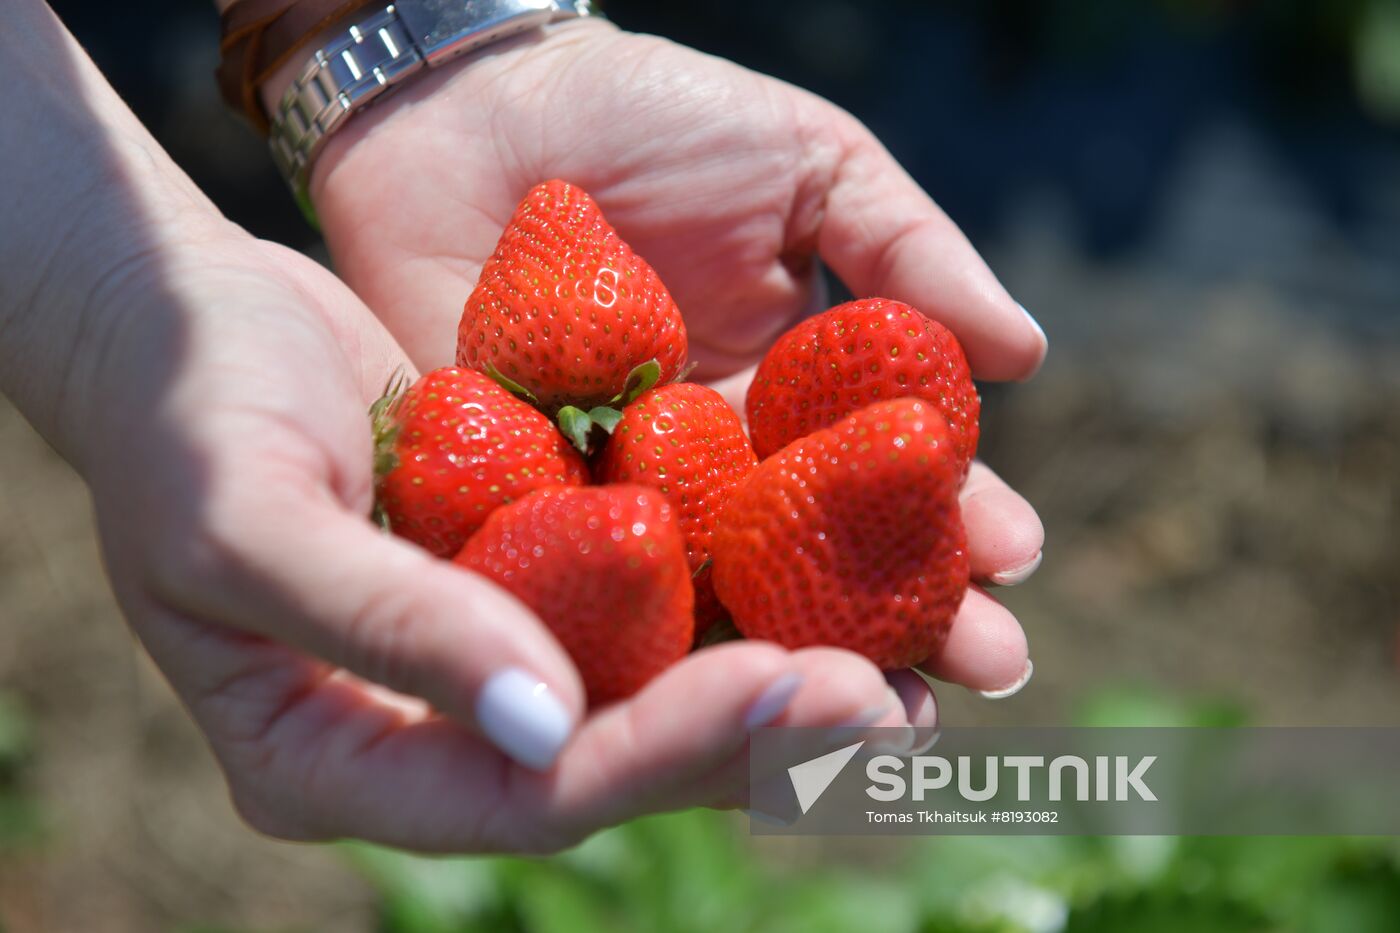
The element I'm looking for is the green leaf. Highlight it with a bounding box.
[1064,887,1270,933]
[588,406,624,434]
[612,359,662,406]
[1072,687,1247,729]
[1297,854,1400,933]
[0,693,32,771]
[339,842,500,933]
[559,406,595,454]
[484,363,540,405]
[294,184,321,231]
[511,872,614,933]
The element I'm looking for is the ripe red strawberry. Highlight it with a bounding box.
[455,485,694,705]
[745,298,979,477]
[373,367,588,558]
[711,398,969,670]
[457,179,689,423]
[594,383,759,632]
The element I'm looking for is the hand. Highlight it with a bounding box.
[82,226,944,852]
[311,20,1045,692]
[8,2,960,855]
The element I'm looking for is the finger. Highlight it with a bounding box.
[920,585,1031,694]
[961,461,1045,585]
[885,669,939,731]
[815,112,1047,381]
[703,650,920,813]
[537,642,905,834]
[154,489,586,773]
[706,364,757,425]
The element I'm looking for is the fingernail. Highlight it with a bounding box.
[988,551,1043,587]
[884,670,938,729]
[1018,302,1047,347]
[873,722,918,756]
[822,688,899,745]
[743,672,804,730]
[476,668,573,770]
[845,688,899,729]
[909,725,943,756]
[977,659,1034,700]
[891,672,941,755]
[1017,302,1048,379]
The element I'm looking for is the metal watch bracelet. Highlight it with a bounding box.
[267,0,595,202]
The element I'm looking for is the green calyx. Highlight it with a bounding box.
[558,404,626,454]
[368,367,410,529]
[612,359,662,407]
[484,362,541,405]
[555,359,664,454]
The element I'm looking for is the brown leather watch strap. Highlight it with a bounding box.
[217,0,376,134]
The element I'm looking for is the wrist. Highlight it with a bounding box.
[255,2,613,201]
[310,15,615,194]
[0,2,228,469]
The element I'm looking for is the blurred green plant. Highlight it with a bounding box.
[340,688,1400,933]
[1356,0,1400,122]
[0,690,41,849]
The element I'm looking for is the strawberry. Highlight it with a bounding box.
[457,179,689,442]
[711,398,969,670]
[373,367,588,558]
[745,298,980,477]
[455,485,694,705]
[595,383,759,632]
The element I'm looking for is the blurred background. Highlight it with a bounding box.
[3,0,1400,930]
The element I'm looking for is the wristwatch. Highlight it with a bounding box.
[267,0,596,201]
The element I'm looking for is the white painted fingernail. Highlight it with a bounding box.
[744,672,804,730]
[977,659,1034,700]
[1018,302,1047,346]
[988,551,1043,587]
[476,668,573,771]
